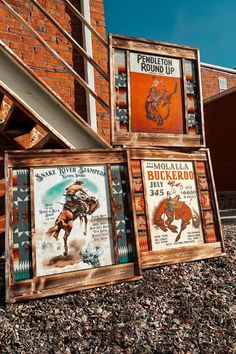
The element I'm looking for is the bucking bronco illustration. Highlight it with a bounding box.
[45,181,100,256]
[145,78,177,126]
[152,195,200,242]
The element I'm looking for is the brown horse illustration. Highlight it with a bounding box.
[45,196,99,256]
[152,195,200,242]
[145,78,177,126]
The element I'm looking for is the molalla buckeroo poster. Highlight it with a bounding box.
[142,160,204,250]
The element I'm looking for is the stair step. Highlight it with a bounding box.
[13,123,49,149]
[0,95,13,129]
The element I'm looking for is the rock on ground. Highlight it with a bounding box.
[0,222,235,354]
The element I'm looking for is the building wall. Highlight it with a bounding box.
[201,66,236,100]
[204,90,236,192]
[90,0,110,141]
[201,66,236,198]
[0,0,109,142]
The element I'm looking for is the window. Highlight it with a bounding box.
[218,77,228,92]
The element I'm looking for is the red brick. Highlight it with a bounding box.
[0,24,8,31]
[1,17,19,26]
[0,8,10,18]
[23,53,46,62]
[46,71,68,79]
[34,46,47,55]
[55,88,70,95]
[9,27,29,36]
[46,56,59,65]
[22,36,39,45]
[26,60,42,67]
[201,66,236,99]
[0,32,22,42]
[33,68,47,78]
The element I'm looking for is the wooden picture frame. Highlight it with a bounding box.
[109,34,205,148]
[5,149,142,303]
[127,148,225,268]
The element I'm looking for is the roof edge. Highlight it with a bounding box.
[204,85,236,105]
[109,33,200,51]
[201,62,236,75]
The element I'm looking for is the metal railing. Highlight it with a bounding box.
[0,0,110,112]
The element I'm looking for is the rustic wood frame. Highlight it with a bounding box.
[5,149,142,303]
[127,148,225,268]
[109,34,205,148]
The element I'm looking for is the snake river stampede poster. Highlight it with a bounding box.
[130,52,184,133]
[33,165,114,277]
[142,160,204,250]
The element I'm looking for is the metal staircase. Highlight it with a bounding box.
[0,41,110,149]
[0,0,110,149]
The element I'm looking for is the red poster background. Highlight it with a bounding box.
[130,73,185,133]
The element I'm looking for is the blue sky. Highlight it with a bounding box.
[104,0,235,68]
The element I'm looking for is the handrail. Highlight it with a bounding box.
[32,0,109,82]
[64,0,108,49]
[0,0,110,112]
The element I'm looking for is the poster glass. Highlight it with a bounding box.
[130,52,185,134]
[142,160,204,250]
[33,165,114,277]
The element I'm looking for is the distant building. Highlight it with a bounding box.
[204,86,236,209]
[201,63,236,99]
[201,63,236,210]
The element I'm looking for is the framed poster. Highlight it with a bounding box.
[110,34,205,148]
[5,150,142,303]
[33,165,114,277]
[128,148,225,268]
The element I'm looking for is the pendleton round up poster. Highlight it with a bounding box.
[33,165,114,277]
[130,52,185,134]
[142,160,204,250]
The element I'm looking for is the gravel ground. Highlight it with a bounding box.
[0,222,235,354]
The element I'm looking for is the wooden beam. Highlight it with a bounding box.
[64,0,108,49]
[31,0,109,82]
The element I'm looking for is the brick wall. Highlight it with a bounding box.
[0,0,110,141]
[0,0,82,114]
[90,0,110,142]
[201,66,236,100]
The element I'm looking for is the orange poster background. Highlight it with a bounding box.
[130,72,185,133]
